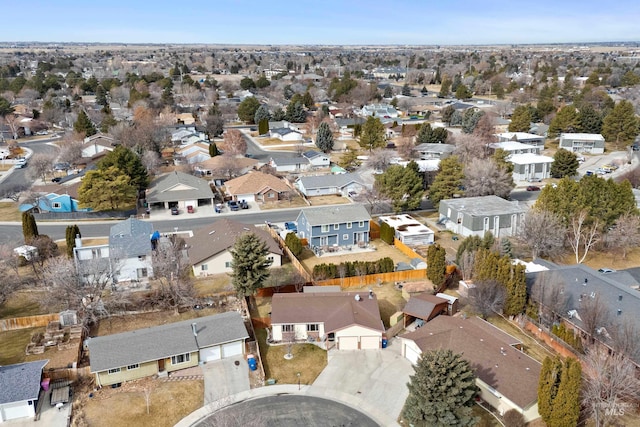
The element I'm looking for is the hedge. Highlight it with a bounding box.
[312,257,395,280]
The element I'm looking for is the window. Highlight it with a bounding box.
[283,324,294,332]
[127,364,139,370]
[346,222,352,229]
[334,224,339,230]
[321,225,329,232]
[137,268,148,278]
[268,256,274,262]
[138,255,146,261]
[171,353,191,365]
[268,192,275,198]
[343,234,349,240]
[108,368,121,375]
[358,221,365,227]
[52,202,61,209]
[201,265,208,271]
[225,261,232,268]
[307,324,319,332]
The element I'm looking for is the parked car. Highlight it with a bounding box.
[14,159,27,168]
[585,170,593,176]
[598,268,616,274]
[238,200,249,209]
[51,177,62,183]
[171,206,179,215]
[228,201,239,211]
[284,221,297,232]
[576,156,585,163]
[526,185,541,191]
[187,205,194,214]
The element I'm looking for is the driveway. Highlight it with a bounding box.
[312,337,414,421]
[202,355,250,404]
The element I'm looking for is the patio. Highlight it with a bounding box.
[299,239,414,271]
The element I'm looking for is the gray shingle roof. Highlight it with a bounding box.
[441,195,525,217]
[297,173,364,190]
[88,311,248,372]
[298,204,371,226]
[146,171,213,203]
[0,360,48,404]
[271,156,309,167]
[109,218,153,258]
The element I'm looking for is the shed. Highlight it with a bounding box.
[410,258,427,270]
[402,293,449,327]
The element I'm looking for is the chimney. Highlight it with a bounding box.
[75,234,82,248]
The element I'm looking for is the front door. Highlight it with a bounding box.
[158,359,165,372]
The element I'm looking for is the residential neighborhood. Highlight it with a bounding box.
[1,29,640,427]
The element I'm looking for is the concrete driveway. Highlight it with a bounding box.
[312,337,414,421]
[202,355,250,404]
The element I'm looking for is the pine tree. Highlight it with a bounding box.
[538,357,562,423]
[65,224,81,258]
[374,162,424,212]
[230,232,273,297]
[416,123,448,144]
[359,116,385,151]
[74,110,97,136]
[21,212,39,243]
[284,232,303,257]
[504,263,527,316]
[253,104,271,125]
[208,142,219,157]
[550,148,579,178]
[427,244,447,290]
[548,105,579,138]
[500,237,513,258]
[577,104,603,134]
[602,100,640,145]
[428,155,464,207]
[508,105,532,132]
[549,358,582,427]
[315,122,334,153]
[403,349,479,427]
[402,84,411,96]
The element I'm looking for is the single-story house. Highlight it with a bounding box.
[295,172,366,197]
[0,360,48,422]
[302,150,330,168]
[186,219,283,276]
[195,156,258,182]
[496,132,545,147]
[438,195,526,238]
[88,312,249,386]
[269,156,311,173]
[415,143,455,159]
[224,171,292,203]
[270,291,385,350]
[378,214,435,246]
[109,218,154,283]
[146,171,214,211]
[508,153,554,182]
[19,193,88,214]
[559,133,605,154]
[488,140,542,155]
[402,293,449,327]
[270,128,303,142]
[81,133,115,158]
[400,316,541,422]
[296,204,371,248]
[360,104,399,118]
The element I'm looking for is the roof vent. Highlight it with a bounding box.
[617,309,622,316]
[368,288,373,299]
[354,294,361,301]
[619,294,623,301]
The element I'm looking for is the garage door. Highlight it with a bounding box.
[221,341,243,358]
[360,336,380,349]
[405,344,421,365]
[200,345,221,362]
[2,401,33,421]
[338,336,358,350]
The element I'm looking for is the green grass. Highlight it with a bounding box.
[0,291,45,319]
[255,328,327,385]
[0,327,44,365]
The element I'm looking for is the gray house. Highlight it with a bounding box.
[146,171,214,212]
[0,360,48,422]
[496,132,545,147]
[439,195,526,238]
[295,173,366,197]
[559,133,605,154]
[109,218,154,283]
[296,204,371,248]
[415,143,455,160]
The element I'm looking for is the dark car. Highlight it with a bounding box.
[239,200,249,209]
[171,207,179,215]
[228,201,239,211]
[51,177,62,183]
[526,185,541,191]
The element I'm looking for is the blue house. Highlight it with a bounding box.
[296,204,371,248]
[19,193,89,213]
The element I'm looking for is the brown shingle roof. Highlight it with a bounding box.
[224,171,291,196]
[185,219,282,265]
[271,292,384,333]
[403,293,448,321]
[197,156,258,171]
[401,316,540,408]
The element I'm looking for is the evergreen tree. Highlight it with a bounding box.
[285,101,307,123]
[508,105,532,132]
[548,105,579,138]
[461,109,484,134]
[65,224,81,258]
[441,105,455,125]
[359,116,385,151]
[208,142,219,157]
[439,76,452,98]
[500,237,513,258]
[455,84,472,100]
[74,110,97,136]
[237,97,261,123]
[383,85,394,98]
[78,166,137,211]
[402,84,411,96]
[21,212,39,243]
[271,107,286,121]
[403,349,479,427]
[253,104,270,125]
[428,155,464,207]
[548,358,582,427]
[302,91,314,108]
[550,148,579,178]
[240,77,256,90]
[504,263,526,316]
[375,162,424,212]
[577,104,603,134]
[255,75,270,89]
[538,357,562,423]
[315,122,334,153]
[416,123,448,144]
[99,145,149,191]
[427,244,447,289]
[95,85,107,106]
[230,232,273,297]
[284,232,303,257]
[258,118,269,136]
[602,100,640,145]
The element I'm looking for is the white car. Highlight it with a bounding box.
[14,158,27,168]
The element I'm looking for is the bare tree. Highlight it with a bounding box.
[530,272,568,327]
[452,133,488,164]
[608,319,640,362]
[605,212,640,259]
[518,209,566,259]
[151,235,195,314]
[223,129,247,156]
[57,138,84,166]
[580,293,610,346]
[568,210,600,264]
[396,136,418,160]
[19,190,51,213]
[366,148,394,172]
[355,186,389,214]
[141,150,161,176]
[582,347,640,427]
[466,279,505,319]
[213,154,243,180]
[472,114,497,143]
[462,158,515,199]
[27,153,55,182]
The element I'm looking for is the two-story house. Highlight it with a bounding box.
[559,133,605,154]
[296,204,371,248]
[109,218,154,283]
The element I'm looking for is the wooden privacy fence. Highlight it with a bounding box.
[266,226,313,283]
[315,269,427,288]
[393,238,426,260]
[369,220,381,239]
[0,313,60,331]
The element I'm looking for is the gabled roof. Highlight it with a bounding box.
[297,173,364,190]
[224,171,291,196]
[298,204,371,226]
[403,293,448,321]
[186,219,282,265]
[88,312,248,373]
[271,292,384,333]
[401,316,540,408]
[440,195,525,217]
[146,171,213,203]
[0,360,48,404]
[109,218,153,258]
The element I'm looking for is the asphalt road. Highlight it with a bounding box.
[0,137,60,195]
[195,395,379,427]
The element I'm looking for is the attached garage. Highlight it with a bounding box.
[0,360,47,422]
[338,336,359,350]
[221,341,243,357]
[200,345,221,362]
[360,336,381,349]
[404,343,421,365]
[1,401,34,422]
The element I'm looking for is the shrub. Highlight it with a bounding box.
[312,257,395,280]
[503,409,526,427]
[380,222,395,245]
[284,232,303,257]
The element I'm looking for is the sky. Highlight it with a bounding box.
[2,0,640,45]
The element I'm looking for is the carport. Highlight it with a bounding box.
[402,293,448,328]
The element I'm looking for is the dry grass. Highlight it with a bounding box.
[0,201,21,221]
[0,164,13,171]
[0,290,45,319]
[485,316,555,364]
[192,274,233,296]
[298,239,413,271]
[307,194,351,206]
[254,297,272,318]
[559,246,640,271]
[0,328,44,365]
[75,378,203,427]
[255,328,327,385]
[260,194,308,210]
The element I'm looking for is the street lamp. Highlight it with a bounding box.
[297,372,301,390]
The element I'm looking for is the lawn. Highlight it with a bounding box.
[255,328,327,386]
[298,239,413,271]
[0,328,44,365]
[260,194,308,210]
[0,290,45,319]
[0,201,21,221]
[74,377,203,427]
[307,194,351,206]
[193,274,233,296]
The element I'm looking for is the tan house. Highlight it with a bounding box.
[186,219,282,277]
[400,316,541,422]
[271,291,385,350]
[224,171,292,203]
[88,312,248,387]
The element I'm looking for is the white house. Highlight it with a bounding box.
[508,153,554,181]
[496,132,545,147]
[270,128,303,142]
[269,156,311,173]
[302,150,330,168]
[0,360,48,422]
[439,195,526,238]
[81,134,115,158]
[489,140,541,155]
[559,133,605,154]
[378,214,435,245]
[360,104,399,118]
